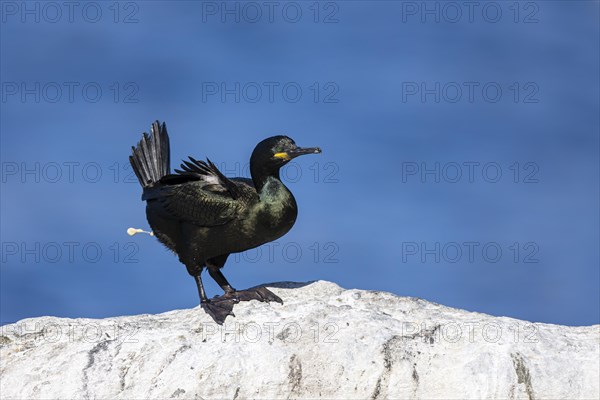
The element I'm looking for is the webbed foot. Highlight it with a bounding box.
[231,287,283,304]
[201,298,236,325]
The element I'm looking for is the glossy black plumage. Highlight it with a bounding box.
[129,121,321,324]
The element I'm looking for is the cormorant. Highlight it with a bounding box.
[129,121,321,324]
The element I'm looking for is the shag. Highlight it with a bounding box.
[129,121,321,324]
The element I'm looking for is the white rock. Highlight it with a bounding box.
[1,281,598,399]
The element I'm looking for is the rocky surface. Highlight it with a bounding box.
[1,281,598,399]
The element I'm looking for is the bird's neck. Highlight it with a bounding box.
[256,176,297,225]
[251,165,281,193]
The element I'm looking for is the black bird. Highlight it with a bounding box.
[129,121,321,324]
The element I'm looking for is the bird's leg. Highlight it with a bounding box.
[193,273,209,301]
[193,272,235,325]
[207,267,237,296]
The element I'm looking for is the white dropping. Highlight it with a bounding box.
[127,227,154,237]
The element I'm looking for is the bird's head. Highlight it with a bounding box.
[250,135,322,174]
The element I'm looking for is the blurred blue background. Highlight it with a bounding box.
[1,1,598,326]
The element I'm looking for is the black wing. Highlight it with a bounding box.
[142,157,257,227]
[171,156,246,198]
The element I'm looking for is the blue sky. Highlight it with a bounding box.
[1,1,598,326]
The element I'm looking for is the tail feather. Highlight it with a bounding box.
[129,120,170,188]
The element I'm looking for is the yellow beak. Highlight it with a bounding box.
[273,152,291,160]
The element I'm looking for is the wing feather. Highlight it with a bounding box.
[142,157,257,227]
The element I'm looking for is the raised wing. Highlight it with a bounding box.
[171,156,244,198]
[142,157,257,227]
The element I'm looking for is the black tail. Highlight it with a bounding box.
[129,120,171,188]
